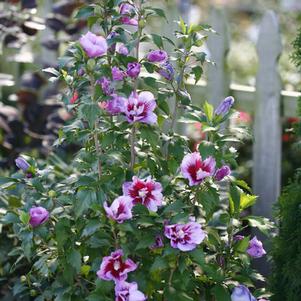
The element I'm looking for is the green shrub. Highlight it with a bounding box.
[270,171,301,301]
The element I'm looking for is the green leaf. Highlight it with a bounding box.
[33,255,49,277]
[194,52,207,63]
[179,17,187,34]
[140,127,159,150]
[163,199,185,214]
[150,257,168,273]
[211,285,231,301]
[42,67,60,77]
[243,216,274,236]
[151,33,164,48]
[203,101,214,122]
[192,65,203,84]
[135,235,155,250]
[143,62,156,73]
[19,211,30,225]
[75,189,97,218]
[88,16,99,28]
[75,5,95,19]
[198,141,216,158]
[143,77,158,89]
[31,178,45,192]
[81,220,100,238]
[234,179,252,194]
[235,236,250,253]
[240,193,257,210]
[178,90,191,105]
[229,184,241,215]
[2,212,19,224]
[68,249,81,273]
[79,103,99,127]
[190,248,205,265]
[196,187,220,221]
[55,218,71,249]
[147,8,167,20]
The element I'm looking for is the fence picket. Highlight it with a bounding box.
[207,8,231,106]
[253,11,282,218]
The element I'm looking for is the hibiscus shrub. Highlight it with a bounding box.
[0,1,273,300]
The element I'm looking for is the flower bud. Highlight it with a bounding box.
[231,285,256,301]
[29,207,50,227]
[48,190,56,198]
[20,275,27,283]
[215,96,235,116]
[215,165,231,181]
[15,157,30,172]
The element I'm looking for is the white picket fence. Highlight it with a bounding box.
[184,8,301,218]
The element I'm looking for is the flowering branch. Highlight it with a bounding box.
[89,74,102,178]
[130,0,142,170]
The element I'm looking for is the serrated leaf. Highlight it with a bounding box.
[68,249,81,273]
[75,189,97,218]
[79,103,99,127]
[240,193,257,210]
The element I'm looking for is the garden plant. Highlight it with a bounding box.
[270,26,301,301]
[1,1,273,300]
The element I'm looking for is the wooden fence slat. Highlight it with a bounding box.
[207,8,231,107]
[253,10,282,219]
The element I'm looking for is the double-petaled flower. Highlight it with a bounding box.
[164,220,206,251]
[247,236,266,258]
[123,176,163,212]
[104,196,133,224]
[79,31,108,58]
[124,91,157,125]
[97,249,137,282]
[115,281,146,301]
[181,152,216,186]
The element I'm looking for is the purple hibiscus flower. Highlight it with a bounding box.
[180,152,216,186]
